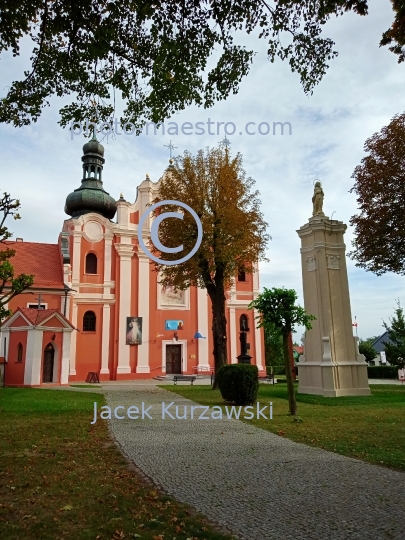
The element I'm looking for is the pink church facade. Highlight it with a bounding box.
[1,138,265,386]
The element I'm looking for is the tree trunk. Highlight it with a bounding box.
[207,285,228,389]
[283,332,297,415]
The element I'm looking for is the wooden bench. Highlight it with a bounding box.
[173,375,196,385]
[258,374,275,385]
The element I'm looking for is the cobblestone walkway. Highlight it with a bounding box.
[103,385,405,540]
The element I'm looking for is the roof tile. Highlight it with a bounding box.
[1,241,64,289]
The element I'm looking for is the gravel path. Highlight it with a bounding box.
[103,384,405,540]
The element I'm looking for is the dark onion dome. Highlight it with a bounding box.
[64,132,117,220]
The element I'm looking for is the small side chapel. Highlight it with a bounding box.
[1,136,265,386]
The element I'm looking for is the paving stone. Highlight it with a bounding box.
[103,384,405,540]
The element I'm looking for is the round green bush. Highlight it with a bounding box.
[216,364,259,405]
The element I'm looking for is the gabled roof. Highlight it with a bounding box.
[2,307,74,329]
[372,331,392,353]
[0,241,64,289]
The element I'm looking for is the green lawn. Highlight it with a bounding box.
[0,388,235,540]
[165,383,405,471]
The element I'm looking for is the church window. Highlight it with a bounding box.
[240,314,249,332]
[85,253,97,274]
[17,343,23,362]
[90,165,95,178]
[83,311,96,332]
[238,268,246,282]
[28,303,46,310]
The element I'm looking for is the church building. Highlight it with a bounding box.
[1,137,265,386]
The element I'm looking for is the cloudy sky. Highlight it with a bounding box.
[0,1,404,341]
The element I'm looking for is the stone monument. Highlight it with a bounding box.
[296,181,370,397]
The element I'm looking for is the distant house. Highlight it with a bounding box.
[293,345,304,362]
[371,332,393,364]
[371,332,392,353]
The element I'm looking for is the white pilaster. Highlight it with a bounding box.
[115,243,134,374]
[24,329,43,385]
[60,329,71,384]
[2,329,10,359]
[254,309,264,370]
[104,234,113,285]
[100,304,111,374]
[197,287,210,369]
[69,303,78,375]
[229,307,237,364]
[253,262,260,293]
[136,254,150,373]
[72,233,82,285]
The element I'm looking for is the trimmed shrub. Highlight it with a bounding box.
[217,364,259,405]
[367,365,399,379]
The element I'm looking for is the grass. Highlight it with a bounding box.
[164,382,405,472]
[0,388,236,540]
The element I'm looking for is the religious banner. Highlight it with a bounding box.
[126,317,142,345]
[165,320,184,331]
[161,286,185,306]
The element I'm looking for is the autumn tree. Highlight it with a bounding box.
[149,144,269,385]
[382,300,405,368]
[349,112,405,275]
[0,193,34,322]
[249,287,315,416]
[1,0,395,130]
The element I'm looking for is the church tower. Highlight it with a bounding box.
[64,133,117,219]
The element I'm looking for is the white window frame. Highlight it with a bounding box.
[27,303,48,310]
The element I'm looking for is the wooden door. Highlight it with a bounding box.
[166,344,182,374]
[43,344,54,383]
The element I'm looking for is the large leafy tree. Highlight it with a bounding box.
[249,287,315,416]
[382,300,405,368]
[1,0,392,130]
[349,112,405,275]
[0,193,34,322]
[149,144,269,386]
[380,0,405,63]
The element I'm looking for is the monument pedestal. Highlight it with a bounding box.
[296,215,370,397]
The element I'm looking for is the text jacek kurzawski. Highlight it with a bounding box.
[91,401,273,424]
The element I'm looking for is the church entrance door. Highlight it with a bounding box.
[166,344,182,374]
[43,344,55,383]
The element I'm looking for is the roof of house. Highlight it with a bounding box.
[3,307,74,328]
[1,241,64,289]
[372,331,392,353]
[293,345,304,355]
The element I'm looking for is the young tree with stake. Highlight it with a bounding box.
[249,287,315,416]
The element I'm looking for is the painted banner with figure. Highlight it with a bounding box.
[126,317,143,345]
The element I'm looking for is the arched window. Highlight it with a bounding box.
[238,268,246,282]
[17,342,23,362]
[83,311,96,332]
[240,314,249,332]
[85,253,97,274]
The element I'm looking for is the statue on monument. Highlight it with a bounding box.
[312,181,325,216]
